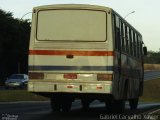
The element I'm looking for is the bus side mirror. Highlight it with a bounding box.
[143,46,147,56]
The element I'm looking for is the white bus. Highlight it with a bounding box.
[28,4,147,112]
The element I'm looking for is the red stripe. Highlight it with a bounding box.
[29,50,114,56]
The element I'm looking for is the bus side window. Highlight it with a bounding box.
[131,30,134,57]
[129,29,133,56]
[127,27,130,54]
[114,15,120,50]
[137,35,140,58]
[112,14,117,49]
[133,32,135,56]
[123,24,126,52]
[138,35,143,59]
[120,20,124,51]
[125,25,129,53]
[134,33,137,57]
[140,40,143,58]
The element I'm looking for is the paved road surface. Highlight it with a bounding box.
[144,70,160,80]
[0,101,160,120]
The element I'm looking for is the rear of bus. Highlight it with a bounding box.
[28,4,114,101]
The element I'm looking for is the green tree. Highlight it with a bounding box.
[144,51,160,64]
[0,9,30,83]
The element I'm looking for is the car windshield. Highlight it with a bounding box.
[9,75,24,79]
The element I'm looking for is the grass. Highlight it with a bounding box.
[0,78,160,102]
[144,64,160,70]
[0,90,49,102]
[140,78,160,102]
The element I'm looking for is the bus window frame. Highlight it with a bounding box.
[36,9,108,42]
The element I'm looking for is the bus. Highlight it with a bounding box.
[28,4,147,112]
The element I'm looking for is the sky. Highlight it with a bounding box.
[0,0,160,51]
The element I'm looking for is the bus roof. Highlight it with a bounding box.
[33,4,112,11]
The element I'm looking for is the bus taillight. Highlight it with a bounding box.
[29,72,44,79]
[97,74,113,81]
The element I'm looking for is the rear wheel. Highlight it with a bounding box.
[61,100,72,112]
[50,98,61,112]
[51,95,74,112]
[129,98,139,110]
[105,99,125,113]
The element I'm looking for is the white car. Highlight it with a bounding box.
[5,74,28,89]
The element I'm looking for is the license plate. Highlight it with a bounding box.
[64,74,77,79]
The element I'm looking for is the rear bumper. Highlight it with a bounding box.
[5,83,24,88]
[28,80,112,94]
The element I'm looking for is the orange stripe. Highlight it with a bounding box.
[29,50,114,56]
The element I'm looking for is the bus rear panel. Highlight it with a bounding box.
[28,4,113,97]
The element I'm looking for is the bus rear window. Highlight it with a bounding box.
[36,9,107,42]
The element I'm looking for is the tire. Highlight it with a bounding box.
[51,94,74,112]
[105,99,125,113]
[61,101,72,112]
[50,98,61,112]
[129,98,139,110]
